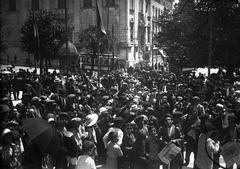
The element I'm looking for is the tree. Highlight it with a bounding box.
[157,0,240,78]
[0,17,8,64]
[0,34,8,55]
[20,10,64,74]
[78,25,115,72]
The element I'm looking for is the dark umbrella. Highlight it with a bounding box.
[22,118,61,155]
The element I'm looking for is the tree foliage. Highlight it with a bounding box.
[78,25,115,54]
[0,34,8,54]
[157,0,240,72]
[20,10,65,61]
[78,25,116,71]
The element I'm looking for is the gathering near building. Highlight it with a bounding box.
[1,1,240,169]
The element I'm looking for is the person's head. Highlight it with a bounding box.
[82,140,96,156]
[1,128,14,145]
[149,125,158,137]
[113,117,123,128]
[192,96,200,105]
[108,131,119,143]
[134,115,146,128]
[228,114,238,128]
[124,123,133,134]
[164,114,173,127]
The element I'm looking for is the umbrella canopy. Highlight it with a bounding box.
[58,41,78,56]
[1,70,12,74]
[22,118,61,155]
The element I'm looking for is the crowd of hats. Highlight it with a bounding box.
[0,68,240,165]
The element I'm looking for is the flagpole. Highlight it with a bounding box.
[64,0,68,74]
[96,0,106,86]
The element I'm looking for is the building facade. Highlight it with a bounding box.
[0,0,173,69]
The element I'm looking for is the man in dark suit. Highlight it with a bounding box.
[158,114,183,169]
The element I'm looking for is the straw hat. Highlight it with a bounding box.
[99,107,108,115]
[85,114,98,127]
[1,128,12,137]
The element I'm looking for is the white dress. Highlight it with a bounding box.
[105,142,123,169]
[76,155,96,169]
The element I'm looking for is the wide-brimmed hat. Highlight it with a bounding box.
[31,96,41,102]
[1,128,12,137]
[134,114,148,122]
[164,113,173,120]
[99,107,108,115]
[68,94,76,99]
[85,114,98,127]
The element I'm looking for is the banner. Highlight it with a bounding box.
[158,143,181,164]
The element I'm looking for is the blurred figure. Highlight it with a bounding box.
[105,131,123,169]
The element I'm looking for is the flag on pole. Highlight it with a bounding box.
[96,0,107,35]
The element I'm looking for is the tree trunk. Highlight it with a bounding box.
[40,54,43,75]
[45,58,48,73]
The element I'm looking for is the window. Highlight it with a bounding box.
[106,0,115,7]
[130,0,134,11]
[83,0,92,8]
[32,0,39,10]
[58,0,65,9]
[9,0,16,11]
[130,22,134,42]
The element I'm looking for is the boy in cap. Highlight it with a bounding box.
[158,114,183,169]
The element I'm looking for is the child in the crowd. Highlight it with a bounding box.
[76,140,97,169]
[105,131,123,169]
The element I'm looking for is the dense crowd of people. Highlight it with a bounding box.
[0,67,240,169]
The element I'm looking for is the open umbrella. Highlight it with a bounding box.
[22,118,61,155]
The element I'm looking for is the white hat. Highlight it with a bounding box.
[1,128,11,137]
[99,107,108,115]
[85,114,99,127]
[47,118,55,123]
[216,103,224,109]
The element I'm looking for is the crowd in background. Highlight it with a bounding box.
[0,67,240,169]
